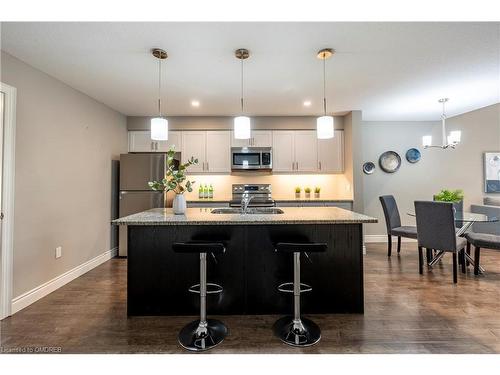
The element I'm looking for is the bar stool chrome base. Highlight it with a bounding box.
[273,316,321,347]
[178,318,228,352]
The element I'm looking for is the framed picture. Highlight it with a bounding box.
[484,152,500,193]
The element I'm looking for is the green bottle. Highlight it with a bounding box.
[203,184,209,199]
[198,184,203,199]
[208,184,214,199]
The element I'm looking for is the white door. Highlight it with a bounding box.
[128,131,157,152]
[230,131,250,147]
[206,131,231,173]
[318,130,344,173]
[182,131,206,173]
[272,131,295,172]
[157,131,182,153]
[294,130,318,172]
[251,130,273,147]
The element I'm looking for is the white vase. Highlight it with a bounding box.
[172,194,187,215]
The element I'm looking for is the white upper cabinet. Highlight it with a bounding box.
[272,130,344,173]
[318,130,344,173]
[231,130,272,147]
[272,131,295,172]
[182,131,231,173]
[205,131,231,173]
[181,131,206,173]
[294,130,318,172]
[251,130,273,147]
[129,128,343,174]
[128,130,182,153]
[156,131,182,153]
[128,131,157,152]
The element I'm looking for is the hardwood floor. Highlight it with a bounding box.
[1,242,500,354]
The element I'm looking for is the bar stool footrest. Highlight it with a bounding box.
[188,283,223,294]
[277,282,312,293]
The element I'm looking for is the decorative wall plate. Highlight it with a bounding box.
[405,148,421,163]
[379,151,401,173]
[362,162,376,175]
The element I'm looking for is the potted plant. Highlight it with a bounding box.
[295,186,301,199]
[304,187,311,199]
[434,189,464,212]
[148,147,198,215]
[314,186,321,199]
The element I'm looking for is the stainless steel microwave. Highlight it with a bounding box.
[231,147,272,170]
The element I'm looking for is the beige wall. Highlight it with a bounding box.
[1,52,128,297]
[361,103,500,236]
[128,115,345,131]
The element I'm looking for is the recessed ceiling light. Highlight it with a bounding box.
[191,100,200,107]
[303,100,312,107]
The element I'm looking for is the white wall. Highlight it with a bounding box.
[361,103,500,236]
[1,51,128,298]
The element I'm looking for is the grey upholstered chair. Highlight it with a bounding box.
[414,201,467,283]
[465,233,500,275]
[379,195,418,256]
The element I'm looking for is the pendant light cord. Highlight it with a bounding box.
[158,57,162,117]
[240,57,244,114]
[323,55,327,116]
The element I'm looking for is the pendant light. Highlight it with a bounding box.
[422,98,461,149]
[151,48,168,141]
[234,48,251,140]
[316,48,335,139]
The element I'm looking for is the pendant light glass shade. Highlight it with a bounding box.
[422,135,432,147]
[448,130,461,144]
[151,117,169,141]
[234,116,251,139]
[316,116,335,139]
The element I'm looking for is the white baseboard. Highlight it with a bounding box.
[11,247,117,315]
[364,235,417,243]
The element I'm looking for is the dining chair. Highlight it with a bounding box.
[414,201,467,283]
[465,233,500,275]
[379,195,418,256]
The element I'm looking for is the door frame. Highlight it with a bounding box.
[0,82,16,320]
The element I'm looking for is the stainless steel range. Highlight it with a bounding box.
[229,184,275,207]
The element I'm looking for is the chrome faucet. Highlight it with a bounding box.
[241,193,255,214]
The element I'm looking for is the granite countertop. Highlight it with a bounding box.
[112,207,377,226]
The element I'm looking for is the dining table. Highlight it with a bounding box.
[407,210,498,273]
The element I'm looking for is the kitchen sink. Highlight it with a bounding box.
[211,207,284,215]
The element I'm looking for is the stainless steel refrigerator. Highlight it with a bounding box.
[118,153,178,256]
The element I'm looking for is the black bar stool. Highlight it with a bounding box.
[172,241,227,352]
[273,242,327,347]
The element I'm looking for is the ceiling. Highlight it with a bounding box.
[1,22,499,120]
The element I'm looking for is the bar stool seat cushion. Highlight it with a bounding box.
[173,241,226,254]
[391,225,418,239]
[275,242,327,253]
[465,232,500,250]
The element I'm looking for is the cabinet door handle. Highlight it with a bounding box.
[151,141,154,151]
[319,161,322,170]
[296,162,299,171]
[206,162,209,171]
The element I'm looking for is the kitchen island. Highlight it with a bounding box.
[113,207,377,316]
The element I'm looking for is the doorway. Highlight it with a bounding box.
[0,82,16,320]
